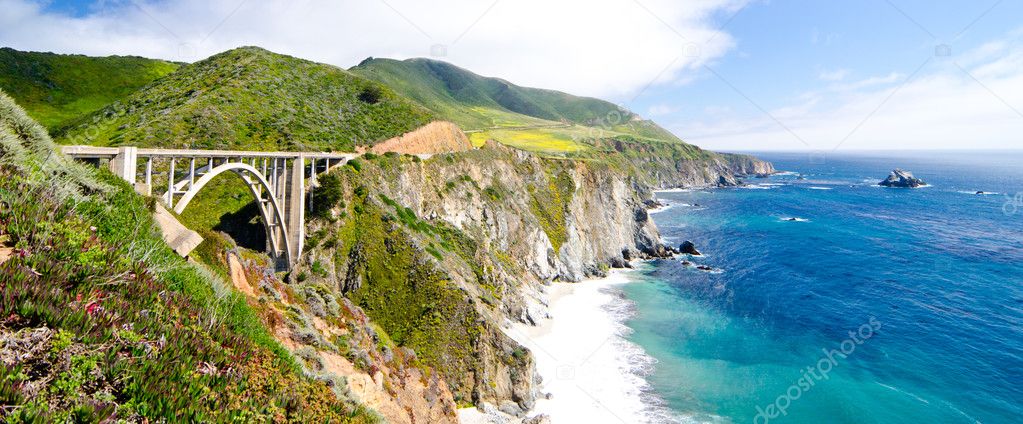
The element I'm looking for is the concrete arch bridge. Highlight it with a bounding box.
[62,146,358,270]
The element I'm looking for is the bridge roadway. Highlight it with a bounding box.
[62,145,360,270]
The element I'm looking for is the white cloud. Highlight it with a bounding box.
[0,0,746,99]
[680,32,1023,151]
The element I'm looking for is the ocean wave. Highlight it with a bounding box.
[649,204,674,214]
[957,190,999,195]
[876,382,930,405]
[807,186,833,190]
[602,284,714,424]
[509,272,694,424]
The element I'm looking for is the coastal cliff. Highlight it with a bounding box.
[291,139,773,416]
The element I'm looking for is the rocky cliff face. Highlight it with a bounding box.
[214,248,460,424]
[372,140,666,283]
[292,139,772,416]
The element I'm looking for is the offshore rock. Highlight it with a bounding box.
[680,240,702,256]
[879,169,927,188]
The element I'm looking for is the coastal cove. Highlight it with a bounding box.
[465,150,1023,424]
[623,151,1023,424]
[460,270,670,424]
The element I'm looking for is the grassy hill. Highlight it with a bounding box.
[351,57,701,156]
[58,47,435,152]
[0,47,179,131]
[351,57,631,130]
[0,90,378,422]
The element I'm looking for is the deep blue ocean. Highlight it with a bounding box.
[627,151,1023,424]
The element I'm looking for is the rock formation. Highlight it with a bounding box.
[879,169,927,188]
[680,240,702,256]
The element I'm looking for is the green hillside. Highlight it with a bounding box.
[0,47,179,131]
[350,57,632,130]
[58,47,434,152]
[350,57,701,156]
[0,90,377,422]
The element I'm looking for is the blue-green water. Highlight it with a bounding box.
[625,151,1023,424]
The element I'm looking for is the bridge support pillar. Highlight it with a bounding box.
[109,147,138,184]
[286,155,306,265]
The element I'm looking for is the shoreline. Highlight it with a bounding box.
[460,269,674,423]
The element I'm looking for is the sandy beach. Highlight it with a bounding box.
[459,270,658,423]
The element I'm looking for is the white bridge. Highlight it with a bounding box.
[62,145,358,270]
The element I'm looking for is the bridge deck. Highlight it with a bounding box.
[61,145,358,160]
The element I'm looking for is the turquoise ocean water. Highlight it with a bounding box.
[625,151,1023,424]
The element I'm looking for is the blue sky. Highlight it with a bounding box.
[4,0,1023,150]
[630,1,1023,150]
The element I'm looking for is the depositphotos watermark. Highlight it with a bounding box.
[1003,192,1022,216]
[753,317,882,424]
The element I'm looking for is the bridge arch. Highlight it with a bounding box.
[173,162,293,265]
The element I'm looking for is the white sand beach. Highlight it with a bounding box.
[460,270,659,423]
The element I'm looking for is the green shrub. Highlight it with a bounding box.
[314,172,345,217]
[528,166,575,254]
[346,158,363,172]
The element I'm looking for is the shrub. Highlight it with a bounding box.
[314,172,345,217]
[346,158,362,172]
[357,85,383,104]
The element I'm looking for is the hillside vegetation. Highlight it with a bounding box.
[351,58,628,130]
[0,90,379,422]
[0,48,179,131]
[351,57,707,157]
[58,47,435,152]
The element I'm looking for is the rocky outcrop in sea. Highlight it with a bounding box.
[879,169,927,188]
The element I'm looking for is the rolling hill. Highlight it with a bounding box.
[351,57,631,130]
[351,57,697,155]
[57,47,435,151]
[0,47,179,130]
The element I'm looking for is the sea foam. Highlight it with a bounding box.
[504,271,691,423]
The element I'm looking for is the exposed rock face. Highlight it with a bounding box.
[355,140,669,285]
[366,121,472,155]
[524,414,552,424]
[717,174,741,187]
[879,169,927,188]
